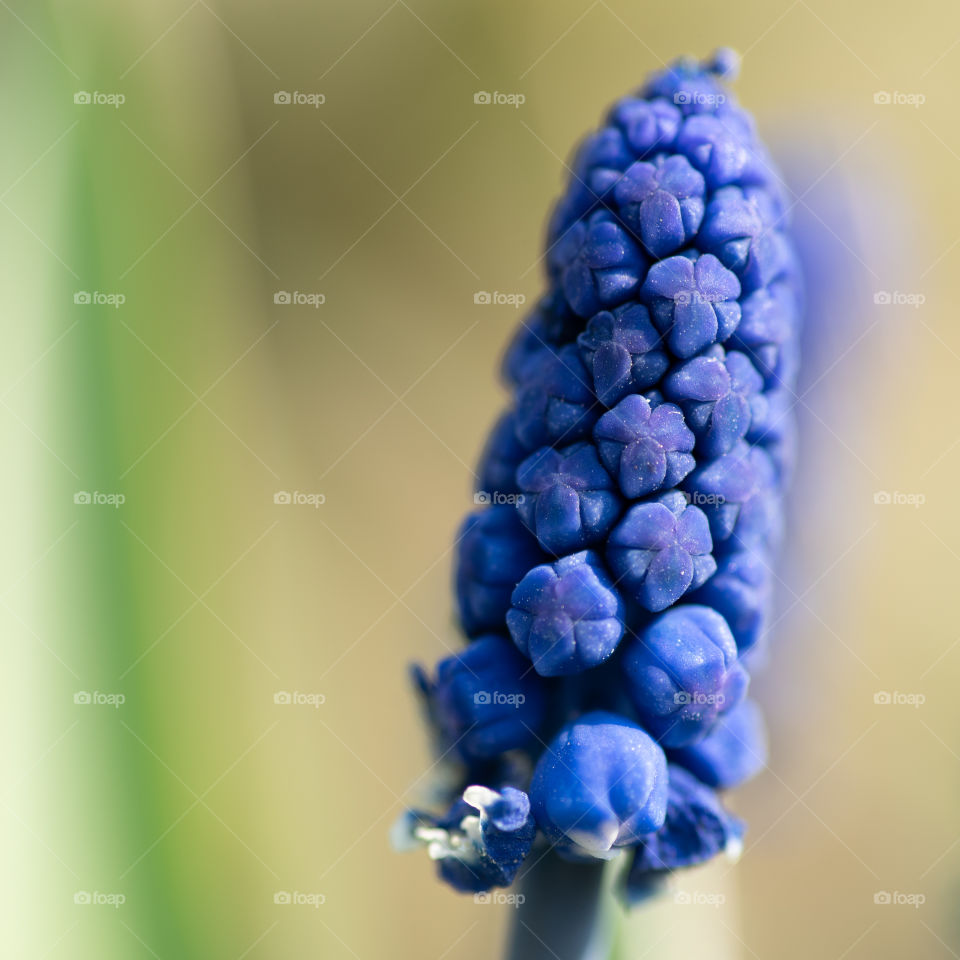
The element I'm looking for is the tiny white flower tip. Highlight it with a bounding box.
[725,834,744,862]
[566,822,621,859]
[463,784,500,812]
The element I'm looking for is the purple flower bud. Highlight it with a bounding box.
[670,699,767,789]
[552,210,647,318]
[507,551,624,676]
[625,765,743,902]
[622,605,748,747]
[689,548,771,653]
[614,154,705,258]
[664,345,764,458]
[476,412,530,497]
[607,491,716,611]
[394,785,535,892]
[641,252,741,358]
[516,443,621,554]
[594,394,695,498]
[456,506,545,636]
[608,97,682,157]
[514,344,599,448]
[577,304,669,407]
[414,634,547,762]
[530,712,668,856]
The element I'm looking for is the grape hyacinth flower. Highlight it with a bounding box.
[397,50,803,940]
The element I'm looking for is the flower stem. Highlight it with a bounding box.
[506,853,611,960]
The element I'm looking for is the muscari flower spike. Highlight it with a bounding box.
[397,49,802,904]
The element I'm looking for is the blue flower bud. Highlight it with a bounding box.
[395,785,535,892]
[731,280,800,384]
[641,252,741,358]
[607,491,716,611]
[614,154,705,258]
[507,551,624,676]
[698,185,791,294]
[577,304,669,407]
[530,712,668,856]
[548,129,635,247]
[594,395,695,498]
[670,699,767,789]
[552,210,647,318]
[608,97,681,157]
[455,506,545,636]
[684,441,778,550]
[516,443,621,554]
[624,765,743,902]
[414,634,547,762]
[476,412,530,497]
[514,344,599,448]
[675,111,765,190]
[622,605,748,747]
[689,549,771,652]
[663,345,764,458]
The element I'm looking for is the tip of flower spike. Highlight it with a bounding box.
[707,48,740,81]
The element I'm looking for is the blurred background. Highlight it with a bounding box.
[1,0,956,957]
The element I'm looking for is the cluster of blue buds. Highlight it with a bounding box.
[396,50,800,902]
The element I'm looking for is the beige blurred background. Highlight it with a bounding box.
[4,0,960,957]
